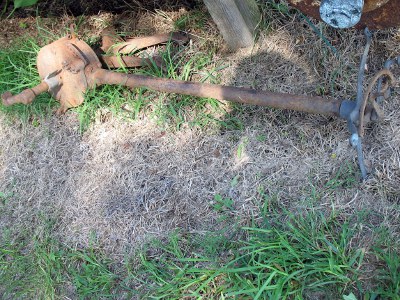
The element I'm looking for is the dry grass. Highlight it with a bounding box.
[0,2,399,264]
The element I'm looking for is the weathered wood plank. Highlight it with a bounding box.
[203,0,261,49]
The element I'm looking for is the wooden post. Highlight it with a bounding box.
[203,0,261,49]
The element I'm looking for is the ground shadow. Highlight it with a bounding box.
[3,0,200,17]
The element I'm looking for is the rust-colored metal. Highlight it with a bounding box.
[100,55,157,68]
[363,0,390,12]
[1,81,49,106]
[1,33,342,116]
[37,35,102,113]
[358,69,395,137]
[288,0,400,29]
[98,29,188,69]
[109,32,188,55]
[92,68,340,115]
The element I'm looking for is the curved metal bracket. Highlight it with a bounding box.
[340,28,398,180]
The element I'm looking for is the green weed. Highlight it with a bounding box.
[0,38,57,122]
[1,0,40,18]
[370,243,400,299]
[133,207,365,299]
[212,194,234,213]
[0,231,119,299]
[0,191,13,205]
[0,232,65,299]
[1,204,399,299]
[69,249,118,298]
[236,137,249,159]
[221,210,363,299]
[134,231,225,299]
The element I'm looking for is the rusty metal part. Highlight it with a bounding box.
[109,32,188,55]
[100,55,159,69]
[99,27,124,53]
[98,29,188,69]
[363,0,390,12]
[1,81,48,106]
[377,56,400,104]
[288,0,400,29]
[91,68,341,115]
[358,69,395,137]
[35,35,102,113]
[97,29,140,68]
[1,34,343,116]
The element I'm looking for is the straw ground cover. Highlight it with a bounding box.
[0,1,400,299]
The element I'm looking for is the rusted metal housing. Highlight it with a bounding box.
[288,0,400,29]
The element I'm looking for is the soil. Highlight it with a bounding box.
[0,1,399,261]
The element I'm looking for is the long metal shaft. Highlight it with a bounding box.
[93,69,342,116]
